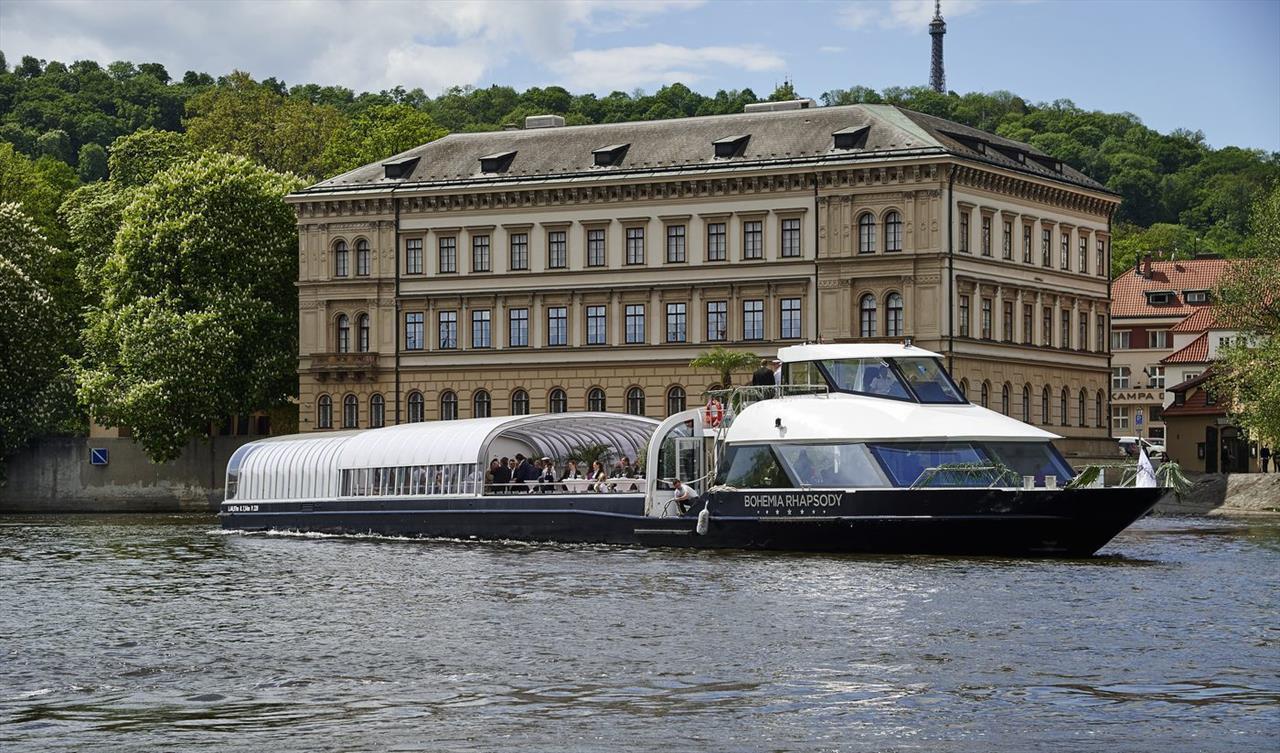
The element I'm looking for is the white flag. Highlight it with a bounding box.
[1136,448,1157,488]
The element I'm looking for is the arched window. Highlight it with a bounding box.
[980,380,990,409]
[626,386,646,415]
[440,390,458,420]
[959,379,969,400]
[859,294,878,338]
[1096,390,1105,427]
[1022,384,1031,422]
[317,394,332,429]
[884,211,903,252]
[355,239,370,276]
[885,292,904,337]
[336,314,350,353]
[334,240,349,277]
[587,387,606,412]
[342,393,358,428]
[369,394,385,428]
[1001,383,1010,416]
[666,385,686,415]
[407,391,424,423]
[473,389,491,418]
[1041,385,1051,425]
[1078,388,1087,427]
[357,314,370,353]
[549,388,568,413]
[858,212,876,253]
[1060,387,1070,426]
[511,389,530,415]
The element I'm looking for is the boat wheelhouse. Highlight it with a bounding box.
[222,344,1162,555]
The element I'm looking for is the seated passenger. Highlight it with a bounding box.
[537,457,557,493]
[672,478,698,514]
[588,461,608,492]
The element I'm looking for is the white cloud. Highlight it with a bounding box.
[0,0,708,93]
[836,0,991,32]
[550,43,785,91]
[818,45,846,54]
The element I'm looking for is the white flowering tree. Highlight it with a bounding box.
[77,152,304,462]
[0,203,67,470]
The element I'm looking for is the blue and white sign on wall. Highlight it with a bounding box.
[1135,410,1144,427]
[89,447,109,466]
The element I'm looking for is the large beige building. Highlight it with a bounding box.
[285,101,1118,459]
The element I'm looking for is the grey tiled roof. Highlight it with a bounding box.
[299,104,1108,195]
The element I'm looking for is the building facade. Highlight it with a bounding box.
[286,102,1118,459]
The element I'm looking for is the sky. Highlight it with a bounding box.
[1,0,1277,151]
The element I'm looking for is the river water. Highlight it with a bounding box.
[1,515,1276,753]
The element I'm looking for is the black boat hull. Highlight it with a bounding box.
[219,486,1163,557]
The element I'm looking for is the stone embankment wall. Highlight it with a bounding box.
[0,436,253,513]
[1155,473,1280,516]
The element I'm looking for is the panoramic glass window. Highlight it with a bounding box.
[894,358,965,403]
[773,444,889,488]
[820,358,911,400]
[869,442,987,487]
[718,444,793,488]
[983,442,1074,483]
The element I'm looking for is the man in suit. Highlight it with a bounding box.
[751,358,775,387]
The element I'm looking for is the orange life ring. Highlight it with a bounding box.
[704,398,725,427]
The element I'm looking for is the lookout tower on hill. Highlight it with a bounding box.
[929,0,947,93]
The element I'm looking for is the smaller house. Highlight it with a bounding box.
[1161,369,1259,473]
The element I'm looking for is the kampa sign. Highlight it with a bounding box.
[1112,391,1162,402]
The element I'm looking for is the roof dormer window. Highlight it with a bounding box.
[1184,289,1210,304]
[1146,291,1173,305]
[712,134,750,159]
[832,125,870,150]
[592,143,629,167]
[478,150,517,174]
[383,157,420,179]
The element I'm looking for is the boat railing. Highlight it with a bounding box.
[910,464,1024,489]
[705,383,829,429]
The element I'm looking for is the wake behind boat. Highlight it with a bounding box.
[220,343,1162,556]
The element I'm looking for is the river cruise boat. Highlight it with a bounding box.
[221,344,1163,556]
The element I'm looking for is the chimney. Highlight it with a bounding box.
[1142,253,1153,279]
[524,114,566,129]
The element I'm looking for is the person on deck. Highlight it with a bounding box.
[492,457,512,494]
[751,358,775,387]
[672,478,698,514]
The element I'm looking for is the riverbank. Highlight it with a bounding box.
[1154,472,1280,516]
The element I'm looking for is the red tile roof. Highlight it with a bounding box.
[1111,258,1232,318]
[1161,332,1210,364]
[1169,306,1222,333]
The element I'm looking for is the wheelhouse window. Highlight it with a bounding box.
[511,389,530,415]
[473,390,491,418]
[355,239,370,276]
[626,387,645,415]
[781,217,802,257]
[666,385,686,415]
[334,240,349,277]
[440,391,458,420]
[859,294,877,338]
[369,394,385,428]
[884,212,902,252]
[588,387,606,412]
[343,394,358,428]
[408,391,425,423]
[858,213,876,254]
[816,357,963,403]
[317,394,332,429]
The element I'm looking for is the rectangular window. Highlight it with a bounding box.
[1002,301,1013,342]
[586,228,606,267]
[438,237,457,273]
[1097,238,1106,277]
[1150,366,1166,388]
[706,222,727,261]
[959,295,971,337]
[1112,366,1131,389]
[781,297,802,339]
[509,232,529,271]
[472,235,491,272]
[1023,304,1033,345]
[981,298,993,339]
[1111,405,1130,430]
[624,304,646,344]
[471,309,491,348]
[1022,224,1032,263]
[1041,228,1051,266]
[547,306,567,346]
[1061,310,1071,349]
[547,230,567,269]
[959,212,970,253]
[586,305,606,345]
[1043,307,1053,346]
[508,308,528,347]
[438,311,457,349]
[665,225,686,263]
[743,220,763,260]
[1111,330,1131,350]
[1078,237,1088,272]
[405,313,424,351]
[1060,231,1070,270]
[1097,314,1106,353]
[981,215,992,256]
[781,218,801,258]
[665,303,687,343]
[405,238,423,275]
[625,227,645,265]
[1079,313,1088,351]
[706,301,727,341]
[1002,221,1012,260]
[743,300,764,340]
[1148,330,1169,349]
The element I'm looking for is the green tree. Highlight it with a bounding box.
[76,153,304,461]
[690,346,760,388]
[1213,185,1280,445]
[35,129,72,162]
[318,103,446,178]
[106,127,195,187]
[59,180,130,305]
[76,142,108,181]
